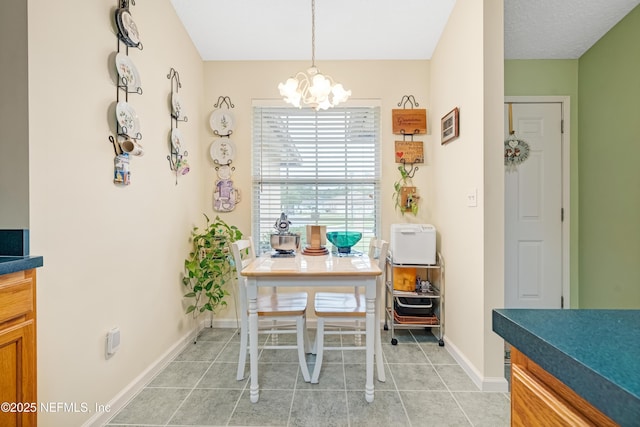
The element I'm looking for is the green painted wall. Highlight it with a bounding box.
[504,59,580,307]
[578,5,640,308]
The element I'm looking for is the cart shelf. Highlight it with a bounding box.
[384,252,445,346]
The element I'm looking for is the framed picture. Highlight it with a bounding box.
[441,107,459,144]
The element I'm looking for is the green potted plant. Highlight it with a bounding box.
[182,214,244,318]
[392,165,419,216]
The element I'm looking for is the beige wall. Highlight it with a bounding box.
[28,0,205,425]
[429,0,505,389]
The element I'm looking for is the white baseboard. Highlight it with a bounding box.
[443,335,509,393]
[82,324,202,427]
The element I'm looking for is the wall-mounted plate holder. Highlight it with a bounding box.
[393,95,426,178]
[167,68,189,184]
[210,96,240,211]
[109,0,143,185]
[209,96,235,137]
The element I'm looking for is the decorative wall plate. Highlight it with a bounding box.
[216,164,232,180]
[115,53,141,91]
[209,139,236,165]
[116,101,140,137]
[209,110,234,136]
[171,93,184,119]
[120,10,140,45]
[114,9,127,41]
[115,8,139,47]
[171,128,183,152]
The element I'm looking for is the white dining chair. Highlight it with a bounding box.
[310,238,388,383]
[232,238,311,382]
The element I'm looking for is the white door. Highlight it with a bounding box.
[505,102,563,308]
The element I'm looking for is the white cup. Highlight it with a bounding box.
[120,138,144,156]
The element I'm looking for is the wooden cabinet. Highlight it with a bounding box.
[511,348,615,427]
[0,269,37,427]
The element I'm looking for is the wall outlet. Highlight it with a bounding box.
[106,327,121,359]
[467,188,478,207]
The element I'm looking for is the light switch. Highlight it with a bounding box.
[467,188,477,207]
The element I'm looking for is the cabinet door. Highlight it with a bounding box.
[0,320,37,427]
[511,348,616,427]
[511,363,594,426]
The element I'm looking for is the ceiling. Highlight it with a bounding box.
[169,0,640,61]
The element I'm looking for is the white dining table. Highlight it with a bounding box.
[240,251,383,403]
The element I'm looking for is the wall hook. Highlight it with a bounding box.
[400,159,419,179]
[215,165,236,173]
[168,67,188,123]
[167,68,182,92]
[397,95,420,109]
[109,135,121,156]
[213,159,233,167]
[214,96,234,109]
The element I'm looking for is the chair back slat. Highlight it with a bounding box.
[232,237,256,312]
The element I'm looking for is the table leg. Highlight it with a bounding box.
[375,277,386,383]
[365,291,375,403]
[247,278,259,403]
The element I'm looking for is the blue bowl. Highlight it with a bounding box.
[326,231,362,254]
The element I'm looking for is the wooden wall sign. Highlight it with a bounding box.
[392,109,427,135]
[395,141,424,164]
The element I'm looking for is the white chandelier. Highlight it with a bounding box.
[278,0,351,110]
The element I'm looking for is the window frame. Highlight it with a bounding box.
[251,101,382,255]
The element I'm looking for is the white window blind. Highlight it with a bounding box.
[252,105,381,254]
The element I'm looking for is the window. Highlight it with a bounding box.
[252,104,381,254]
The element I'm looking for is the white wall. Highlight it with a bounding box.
[28,0,205,425]
[201,60,432,321]
[429,0,506,390]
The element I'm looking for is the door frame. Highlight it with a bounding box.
[504,96,571,307]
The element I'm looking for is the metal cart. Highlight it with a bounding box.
[384,252,444,346]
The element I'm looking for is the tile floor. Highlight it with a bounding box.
[104,327,510,426]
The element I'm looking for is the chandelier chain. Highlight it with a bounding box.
[311,0,316,67]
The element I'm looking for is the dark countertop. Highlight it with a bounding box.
[0,256,44,276]
[493,309,640,426]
